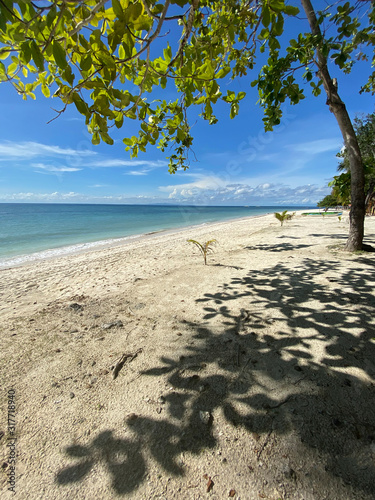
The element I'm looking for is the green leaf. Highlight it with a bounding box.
[262,6,271,27]
[259,28,270,40]
[164,44,172,64]
[108,20,125,51]
[52,41,67,70]
[120,91,132,107]
[100,131,114,145]
[118,45,125,59]
[216,66,230,79]
[274,14,284,36]
[20,41,31,64]
[124,2,142,25]
[284,5,299,16]
[41,85,50,98]
[7,61,19,76]
[223,90,236,103]
[133,14,152,31]
[203,100,212,119]
[121,37,134,59]
[97,50,116,70]
[73,93,89,115]
[80,54,92,72]
[230,102,239,119]
[92,132,100,145]
[46,4,57,27]
[0,61,6,77]
[0,7,6,31]
[115,114,124,128]
[30,41,44,72]
[112,0,124,19]
[62,65,75,85]
[0,50,11,60]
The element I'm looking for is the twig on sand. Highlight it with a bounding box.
[112,348,142,379]
[127,306,135,316]
[264,394,293,410]
[237,308,250,334]
[257,429,273,461]
[292,375,308,385]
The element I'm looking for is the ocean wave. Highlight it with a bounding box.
[0,233,143,269]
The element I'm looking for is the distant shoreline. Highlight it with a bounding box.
[0,211,277,270]
[0,207,310,270]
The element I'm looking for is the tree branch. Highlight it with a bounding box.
[0,0,24,23]
[169,0,199,68]
[117,0,171,63]
[42,1,66,53]
[68,0,106,37]
[141,0,185,21]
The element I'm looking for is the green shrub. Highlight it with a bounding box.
[274,210,288,226]
[187,239,217,265]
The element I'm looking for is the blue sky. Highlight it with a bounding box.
[0,7,373,206]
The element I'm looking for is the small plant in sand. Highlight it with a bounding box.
[274,210,289,226]
[338,215,342,222]
[188,239,217,265]
[286,212,296,221]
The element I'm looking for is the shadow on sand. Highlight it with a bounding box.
[56,255,375,497]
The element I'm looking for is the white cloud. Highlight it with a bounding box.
[0,192,161,203]
[89,159,167,168]
[0,192,82,201]
[286,138,342,155]
[0,141,96,160]
[159,173,329,205]
[32,163,82,173]
[0,140,167,176]
[159,174,227,195]
[0,182,330,205]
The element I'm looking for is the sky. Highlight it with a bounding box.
[0,4,373,206]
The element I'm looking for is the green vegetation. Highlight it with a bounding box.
[329,112,375,214]
[274,210,288,226]
[0,0,373,249]
[317,194,341,209]
[188,239,217,266]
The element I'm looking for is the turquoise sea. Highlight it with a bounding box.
[0,203,312,268]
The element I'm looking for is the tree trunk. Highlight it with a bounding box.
[300,0,365,251]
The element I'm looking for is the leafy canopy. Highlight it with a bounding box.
[317,193,341,208]
[0,0,374,173]
[329,111,375,206]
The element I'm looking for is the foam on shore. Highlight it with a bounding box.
[0,212,275,270]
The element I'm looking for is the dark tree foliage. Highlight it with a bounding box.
[330,112,375,211]
[317,194,341,208]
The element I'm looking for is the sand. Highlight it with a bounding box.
[1,211,375,499]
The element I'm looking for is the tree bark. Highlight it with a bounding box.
[300,0,365,251]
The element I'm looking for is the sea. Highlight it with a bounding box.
[0,203,312,268]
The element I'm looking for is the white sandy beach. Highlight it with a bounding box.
[1,211,375,499]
